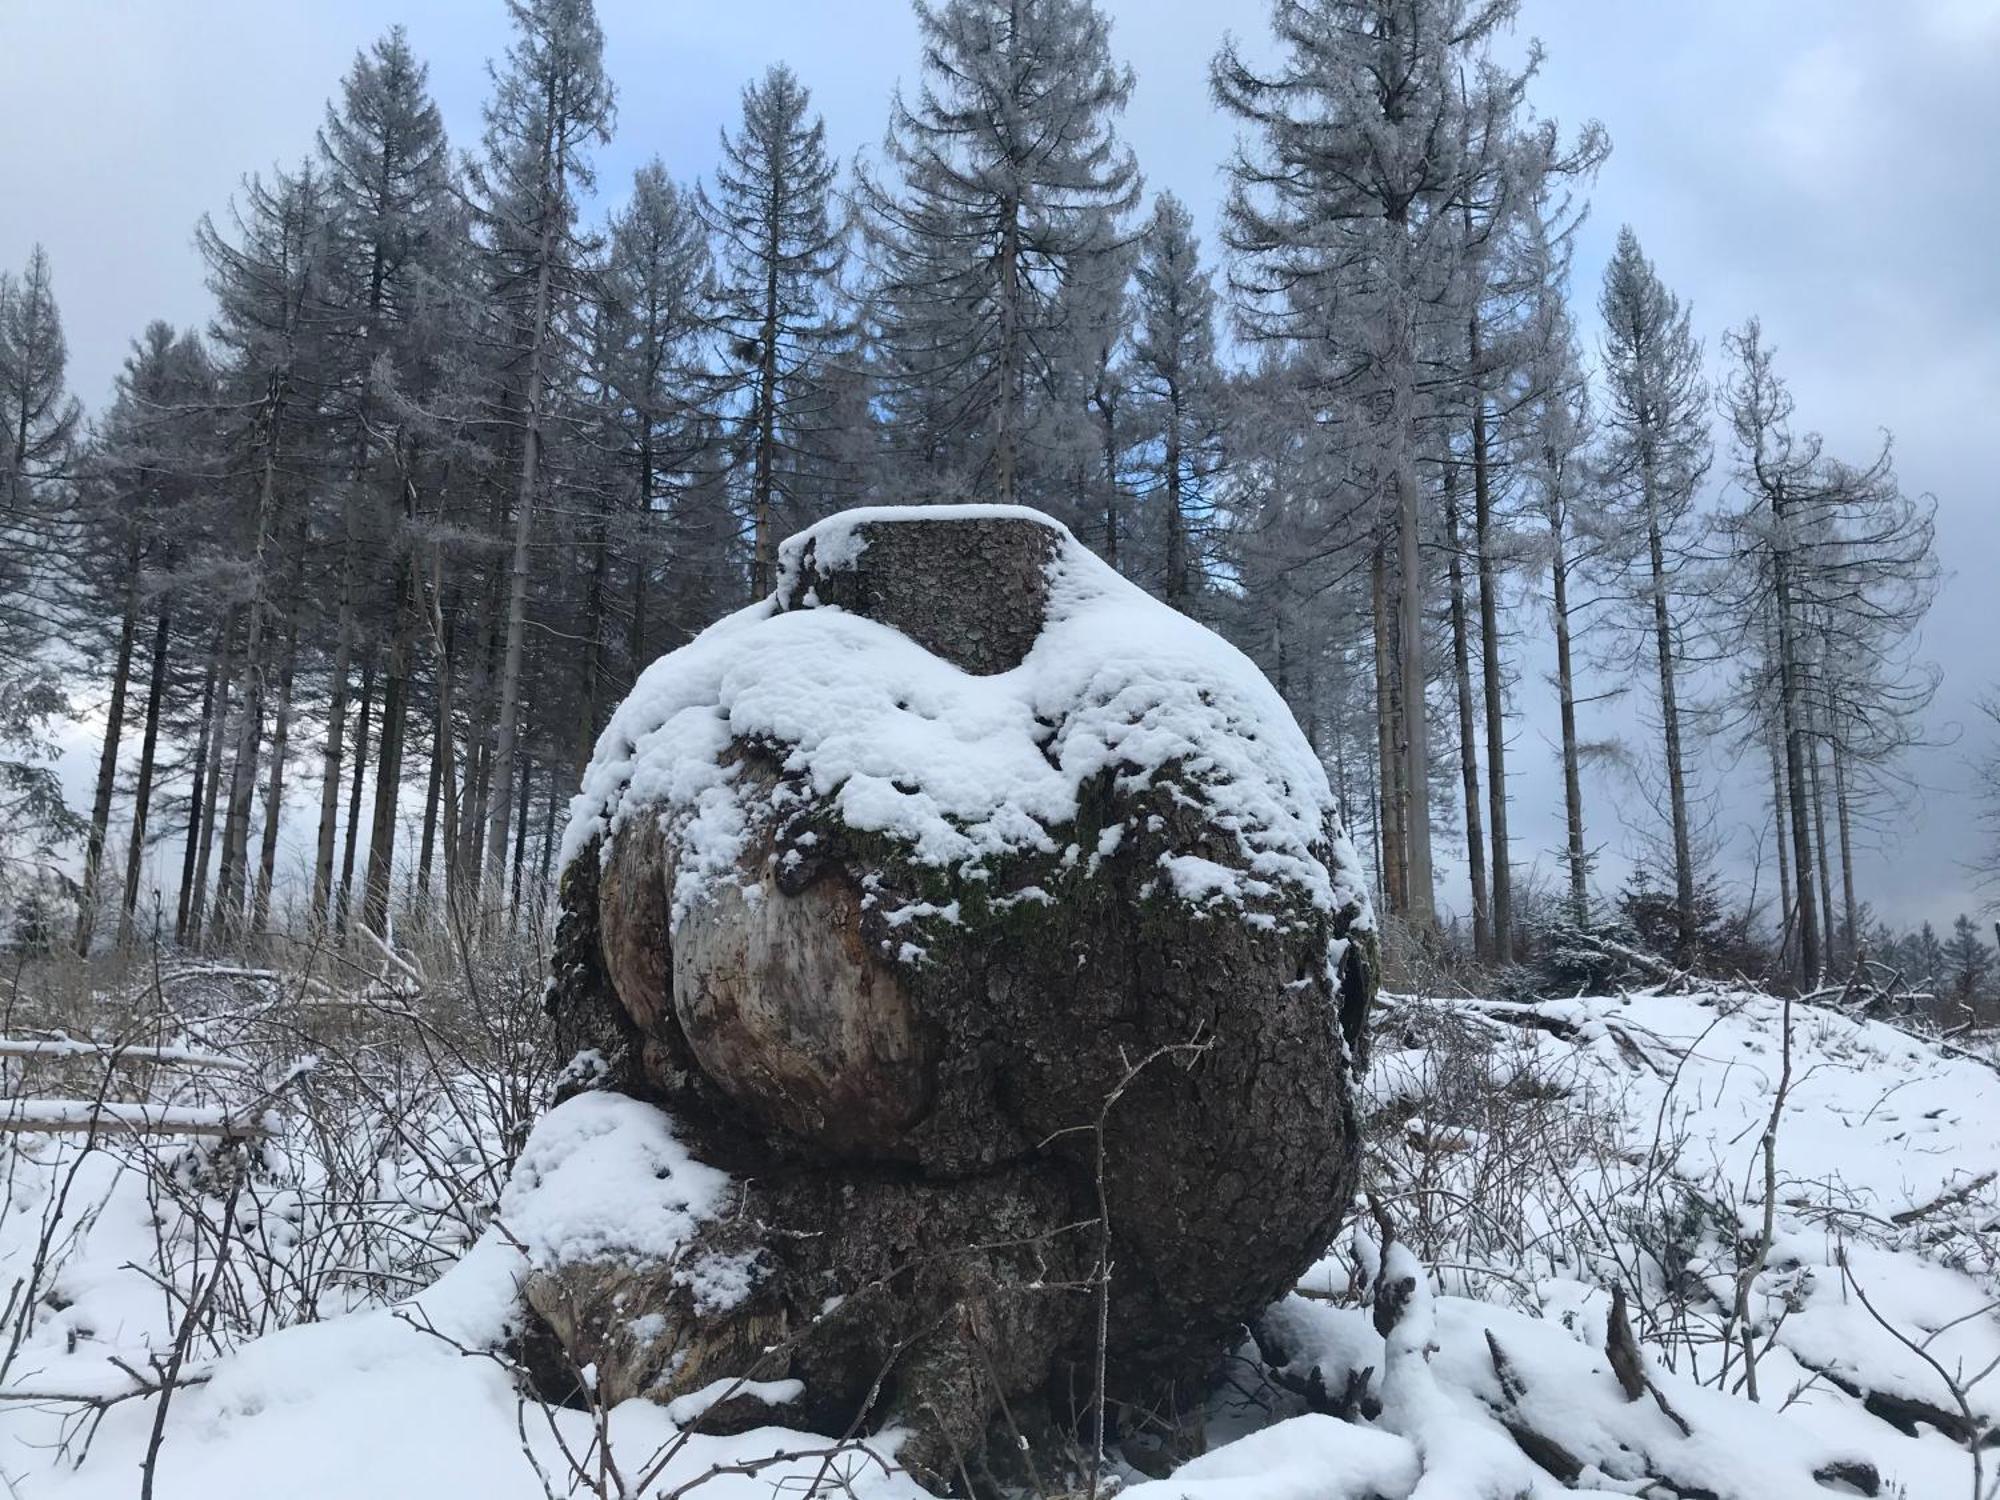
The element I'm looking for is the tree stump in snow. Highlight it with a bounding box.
[537,504,1377,1483]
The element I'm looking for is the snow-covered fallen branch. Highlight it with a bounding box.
[0,1035,254,1073]
[0,1099,269,1138]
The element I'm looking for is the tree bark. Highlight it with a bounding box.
[76,545,141,953]
[1642,455,1697,965]
[1767,723,1794,968]
[1806,715,1836,970]
[1772,532,1821,983]
[1371,543,1406,915]
[188,618,238,950]
[1833,736,1858,960]
[485,105,562,907]
[335,661,375,937]
[119,608,172,947]
[313,589,354,928]
[1471,383,1509,961]
[250,598,301,936]
[364,524,419,936]
[1549,504,1588,925]
[177,623,226,945]
[1163,383,1187,607]
[1444,468,1489,957]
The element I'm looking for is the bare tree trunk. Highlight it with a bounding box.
[1163,387,1187,607]
[1371,544,1406,916]
[1444,469,1489,957]
[76,548,141,953]
[1549,508,1588,926]
[538,759,558,897]
[363,621,411,937]
[1099,382,1120,571]
[575,508,610,778]
[313,588,354,927]
[419,566,455,915]
[749,199,783,599]
[335,661,375,938]
[1643,468,1697,965]
[119,608,172,947]
[250,602,301,936]
[485,198,557,904]
[993,194,1021,506]
[510,748,533,925]
[178,622,228,945]
[1395,463,1434,929]
[1470,386,1509,961]
[212,425,285,947]
[1833,736,1858,960]
[1767,723,1794,968]
[1806,718,1836,970]
[1772,542,1821,984]
[627,552,649,688]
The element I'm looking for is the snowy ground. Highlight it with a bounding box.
[1,974,1994,1497]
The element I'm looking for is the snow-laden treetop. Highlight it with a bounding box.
[562,504,1371,930]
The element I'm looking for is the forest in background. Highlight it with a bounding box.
[0,0,1986,1007]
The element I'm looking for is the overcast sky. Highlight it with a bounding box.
[3,0,1996,931]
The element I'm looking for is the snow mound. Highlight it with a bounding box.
[560,504,1370,927]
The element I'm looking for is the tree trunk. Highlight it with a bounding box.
[1806,717,1836,970]
[1643,464,1697,965]
[1163,387,1187,607]
[1395,461,1434,929]
[992,184,1021,506]
[119,608,172,947]
[1444,468,1489,958]
[749,190,783,599]
[335,661,375,937]
[1767,722,1794,969]
[177,624,227,945]
[1470,384,1509,961]
[313,592,355,928]
[1371,543,1405,916]
[251,600,302,936]
[1549,505,1588,926]
[485,180,558,906]
[1772,537,1821,984]
[510,747,534,924]
[363,589,413,938]
[1833,736,1858,960]
[576,508,610,778]
[76,546,141,953]
[212,417,285,947]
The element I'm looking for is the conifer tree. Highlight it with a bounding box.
[861,0,1138,508]
[703,64,845,596]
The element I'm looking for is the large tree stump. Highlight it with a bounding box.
[537,504,1376,1484]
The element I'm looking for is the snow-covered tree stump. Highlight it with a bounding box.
[538,505,1376,1481]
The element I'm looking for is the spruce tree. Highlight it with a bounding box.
[861,0,1138,507]
[703,64,845,596]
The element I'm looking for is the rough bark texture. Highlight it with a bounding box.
[538,511,1374,1485]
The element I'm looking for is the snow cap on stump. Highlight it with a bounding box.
[542,503,1377,1481]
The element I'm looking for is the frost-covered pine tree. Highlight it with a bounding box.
[1214,0,1533,930]
[1718,319,1937,983]
[0,247,82,890]
[860,0,1138,508]
[1130,192,1224,610]
[313,24,459,933]
[470,0,614,904]
[194,163,338,944]
[1511,201,1596,927]
[703,64,846,596]
[586,158,713,761]
[1593,226,1709,965]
